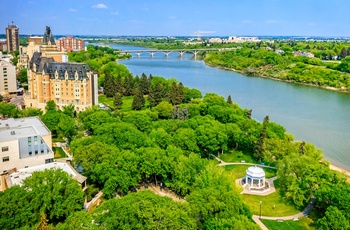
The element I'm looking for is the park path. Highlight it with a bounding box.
[252,198,315,229]
[211,154,315,229]
[210,154,277,169]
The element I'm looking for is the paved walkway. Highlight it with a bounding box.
[210,154,277,169]
[85,191,104,211]
[236,176,277,196]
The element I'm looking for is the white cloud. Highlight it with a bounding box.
[68,8,77,12]
[111,11,119,15]
[92,3,107,9]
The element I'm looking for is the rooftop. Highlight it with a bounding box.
[9,162,86,186]
[0,117,51,142]
[246,165,265,177]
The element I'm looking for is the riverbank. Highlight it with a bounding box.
[330,163,350,182]
[204,61,350,94]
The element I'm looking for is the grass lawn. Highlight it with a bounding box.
[98,95,150,112]
[261,217,315,230]
[53,147,67,159]
[242,179,300,216]
[224,165,276,179]
[219,150,259,164]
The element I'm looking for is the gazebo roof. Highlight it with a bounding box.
[246,165,265,178]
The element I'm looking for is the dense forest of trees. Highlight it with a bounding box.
[204,48,350,90]
[0,42,349,229]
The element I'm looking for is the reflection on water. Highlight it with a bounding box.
[113,44,350,171]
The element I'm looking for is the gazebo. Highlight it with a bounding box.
[245,165,265,189]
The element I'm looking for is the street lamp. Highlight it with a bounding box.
[260,201,262,219]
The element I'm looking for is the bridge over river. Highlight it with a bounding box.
[119,48,235,57]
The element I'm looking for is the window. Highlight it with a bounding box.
[34,136,38,145]
[35,150,38,155]
[28,137,31,143]
[1,146,9,152]
[45,158,54,164]
[41,149,44,154]
[2,156,9,162]
[29,151,32,156]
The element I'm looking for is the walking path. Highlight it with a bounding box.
[85,191,104,211]
[252,198,315,229]
[210,154,277,169]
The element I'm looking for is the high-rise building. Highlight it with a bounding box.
[24,26,98,112]
[57,36,84,52]
[6,23,19,52]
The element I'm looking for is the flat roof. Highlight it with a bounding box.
[9,162,86,186]
[0,117,51,142]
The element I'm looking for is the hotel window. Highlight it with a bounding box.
[41,149,44,154]
[35,150,38,155]
[28,137,31,143]
[2,146,9,152]
[34,136,38,145]
[2,156,9,162]
[29,151,32,156]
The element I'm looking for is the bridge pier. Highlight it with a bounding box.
[150,52,155,57]
[164,51,170,57]
[193,51,199,57]
[179,51,185,57]
[136,52,141,57]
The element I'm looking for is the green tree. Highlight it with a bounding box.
[71,138,119,177]
[153,101,173,119]
[227,95,233,104]
[148,81,163,108]
[62,104,75,118]
[115,74,124,94]
[123,74,133,96]
[19,107,43,118]
[140,72,149,95]
[0,102,18,117]
[45,100,57,112]
[94,190,196,229]
[103,72,116,97]
[18,69,28,84]
[114,92,123,110]
[317,206,349,230]
[131,86,145,110]
[255,115,269,161]
[339,47,348,59]
[22,169,84,224]
[57,114,76,142]
[0,186,37,229]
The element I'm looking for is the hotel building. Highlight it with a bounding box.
[25,26,98,111]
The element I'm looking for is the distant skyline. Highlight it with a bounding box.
[2,0,350,37]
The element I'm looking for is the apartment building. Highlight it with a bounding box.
[6,24,19,52]
[0,60,17,95]
[57,36,84,52]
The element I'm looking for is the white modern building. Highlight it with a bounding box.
[0,116,54,173]
[0,59,17,96]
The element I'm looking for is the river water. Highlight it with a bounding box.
[112,44,350,171]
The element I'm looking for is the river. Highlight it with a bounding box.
[111,44,350,171]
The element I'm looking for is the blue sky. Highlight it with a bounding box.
[1,0,350,36]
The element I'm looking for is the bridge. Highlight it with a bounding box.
[119,48,235,57]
